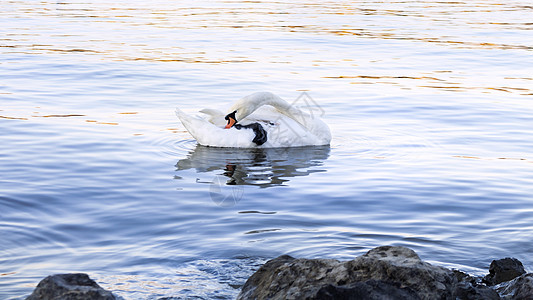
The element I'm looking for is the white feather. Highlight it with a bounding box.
[176,92,331,148]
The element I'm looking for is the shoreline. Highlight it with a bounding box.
[25,246,532,299]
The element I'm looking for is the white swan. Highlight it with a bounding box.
[176,92,331,148]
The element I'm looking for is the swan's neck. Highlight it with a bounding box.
[266,95,311,128]
[230,92,331,143]
[243,92,308,127]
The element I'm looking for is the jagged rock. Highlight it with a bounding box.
[454,281,500,300]
[26,273,115,300]
[496,273,533,300]
[237,246,498,300]
[315,280,419,299]
[484,258,526,286]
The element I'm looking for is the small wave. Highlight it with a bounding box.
[150,134,197,159]
[333,127,440,160]
[96,257,266,299]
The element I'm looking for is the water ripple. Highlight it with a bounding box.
[96,257,266,299]
[2,1,533,299]
[334,127,440,161]
[150,135,197,159]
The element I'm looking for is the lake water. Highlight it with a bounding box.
[1,1,532,299]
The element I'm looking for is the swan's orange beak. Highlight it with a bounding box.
[225,117,236,129]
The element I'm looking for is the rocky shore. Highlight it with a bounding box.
[26,246,533,299]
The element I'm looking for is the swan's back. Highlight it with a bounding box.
[176,92,331,148]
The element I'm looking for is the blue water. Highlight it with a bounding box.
[1,1,533,299]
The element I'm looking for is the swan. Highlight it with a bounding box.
[176,92,331,148]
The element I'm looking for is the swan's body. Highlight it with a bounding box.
[176,92,331,148]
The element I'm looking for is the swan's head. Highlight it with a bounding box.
[224,105,255,129]
[224,110,238,129]
[224,101,256,129]
[224,92,276,129]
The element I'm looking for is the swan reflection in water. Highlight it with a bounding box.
[175,144,330,188]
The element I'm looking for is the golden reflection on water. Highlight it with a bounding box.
[0,115,28,120]
[38,114,86,118]
[453,155,532,163]
[1,0,531,96]
[325,74,533,95]
[4,1,532,56]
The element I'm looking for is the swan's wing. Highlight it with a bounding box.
[176,101,330,148]
[199,108,226,127]
[176,108,256,147]
[199,108,224,116]
[241,106,331,147]
[245,104,331,146]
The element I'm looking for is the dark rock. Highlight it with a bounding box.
[237,245,497,300]
[315,280,420,300]
[484,258,526,286]
[238,254,338,299]
[454,281,500,300]
[26,273,115,300]
[452,270,500,299]
[343,246,456,299]
[496,273,533,300]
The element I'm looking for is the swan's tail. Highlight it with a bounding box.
[176,108,256,147]
[175,108,201,136]
[175,108,189,125]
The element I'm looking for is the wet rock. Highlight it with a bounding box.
[484,258,526,286]
[26,273,115,300]
[496,273,533,300]
[238,246,497,300]
[454,281,500,300]
[315,280,419,299]
[237,254,337,299]
[343,246,456,299]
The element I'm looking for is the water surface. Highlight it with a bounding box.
[1,1,533,299]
